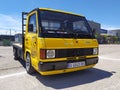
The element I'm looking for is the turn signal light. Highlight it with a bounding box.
[40,49,46,59]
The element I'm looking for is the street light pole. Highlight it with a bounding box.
[10,29,11,36]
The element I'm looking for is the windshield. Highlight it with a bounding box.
[40,10,93,38]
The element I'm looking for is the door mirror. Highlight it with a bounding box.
[28,24,33,32]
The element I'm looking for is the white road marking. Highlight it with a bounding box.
[99,56,120,61]
[0,71,26,79]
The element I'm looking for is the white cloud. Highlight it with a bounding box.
[0,14,21,35]
[101,24,120,30]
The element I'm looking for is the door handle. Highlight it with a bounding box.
[34,42,36,44]
[33,42,36,46]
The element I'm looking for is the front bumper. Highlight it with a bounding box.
[39,64,96,75]
[38,57,98,73]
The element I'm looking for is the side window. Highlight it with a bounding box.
[28,14,37,33]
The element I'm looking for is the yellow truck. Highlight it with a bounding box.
[13,8,98,75]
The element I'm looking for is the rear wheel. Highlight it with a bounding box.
[13,48,19,60]
[26,53,35,74]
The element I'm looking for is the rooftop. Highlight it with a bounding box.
[39,8,84,17]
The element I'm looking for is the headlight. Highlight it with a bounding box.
[46,50,55,58]
[93,48,98,55]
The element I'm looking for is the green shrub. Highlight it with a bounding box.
[3,39,11,46]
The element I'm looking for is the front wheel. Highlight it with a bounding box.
[26,53,35,74]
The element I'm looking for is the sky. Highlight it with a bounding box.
[0,0,120,35]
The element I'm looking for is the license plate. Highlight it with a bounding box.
[68,61,85,68]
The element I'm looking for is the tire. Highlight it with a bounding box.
[13,48,19,60]
[26,53,35,74]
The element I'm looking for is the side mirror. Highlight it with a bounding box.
[28,24,33,32]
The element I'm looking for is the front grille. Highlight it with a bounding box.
[55,48,93,58]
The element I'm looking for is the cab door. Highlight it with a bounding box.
[25,11,38,67]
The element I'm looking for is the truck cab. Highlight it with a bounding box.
[13,8,98,75]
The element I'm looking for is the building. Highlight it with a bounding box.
[108,29,120,36]
[100,29,108,35]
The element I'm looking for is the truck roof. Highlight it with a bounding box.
[39,8,85,17]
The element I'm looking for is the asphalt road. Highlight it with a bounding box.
[0,45,120,90]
